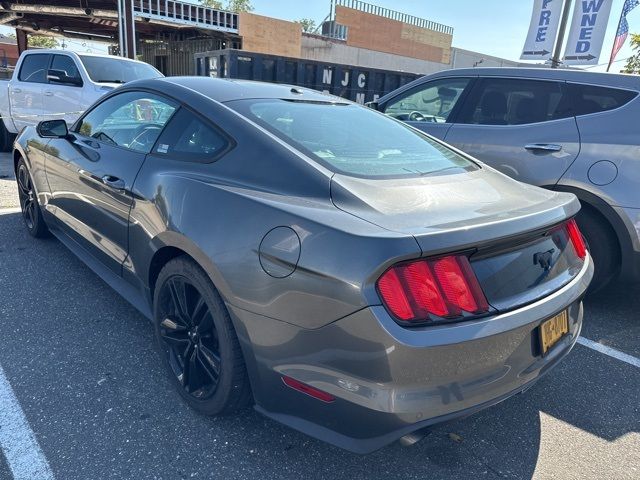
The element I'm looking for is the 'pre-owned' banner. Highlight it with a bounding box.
[521,0,564,60]
[563,0,614,65]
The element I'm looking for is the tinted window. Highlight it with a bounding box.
[153,108,229,162]
[460,78,570,125]
[384,78,471,123]
[228,99,476,178]
[50,55,82,85]
[78,55,161,83]
[18,54,50,83]
[75,91,177,153]
[571,84,637,116]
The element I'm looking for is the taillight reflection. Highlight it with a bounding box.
[377,254,489,324]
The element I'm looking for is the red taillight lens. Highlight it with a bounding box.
[566,219,587,259]
[377,255,489,324]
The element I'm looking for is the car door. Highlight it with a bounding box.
[444,77,580,186]
[42,54,85,125]
[379,77,475,140]
[10,53,50,131]
[44,90,178,274]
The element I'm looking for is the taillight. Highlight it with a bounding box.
[377,255,489,324]
[566,219,587,259]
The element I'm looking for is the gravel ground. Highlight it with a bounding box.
[0,152,18,209]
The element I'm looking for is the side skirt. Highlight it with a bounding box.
[48,223,153,321]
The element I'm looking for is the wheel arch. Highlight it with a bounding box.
[13,146,24,173]
[550,184,633,277]
[144,231,228,303]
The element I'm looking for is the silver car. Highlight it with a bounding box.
[374,68,640,290]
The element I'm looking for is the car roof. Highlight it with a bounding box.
[145,76,347,103]
[23,49,150,65]
[427,67,640,90]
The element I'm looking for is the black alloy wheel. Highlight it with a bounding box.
[16,158,49,238]
[154,257,251,415]
[158,275,221,399]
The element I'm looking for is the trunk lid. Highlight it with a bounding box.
[331,167,584,311]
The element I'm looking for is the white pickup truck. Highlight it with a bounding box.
[0,50,163,150]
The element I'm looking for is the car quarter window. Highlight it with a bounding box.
[18,54,51,83]
[152,108,229,162]
[74,91,177,154]
[570,83,637,116]
[384,78,471,123]
[50,55,82,84]
[458,78,571,126]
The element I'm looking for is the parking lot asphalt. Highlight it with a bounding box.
[0,152,638,479]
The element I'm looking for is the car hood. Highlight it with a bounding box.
[330,166,580,254]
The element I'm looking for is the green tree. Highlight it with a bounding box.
[7,32,58,49]
[28,35,59,49]
[199,0,223,8]
[199,0,253,12]
[296,18,316,33]
[621,34,640,74]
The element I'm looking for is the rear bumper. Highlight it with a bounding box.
[230,255,593,454]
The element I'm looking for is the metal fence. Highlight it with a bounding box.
[139,37,240,76]
[132,0,239,33]
[335,0,454,35]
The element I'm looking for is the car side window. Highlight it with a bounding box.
[570,84,637,116]
[384,78,471,123]
[18,54,51,83]
[458,78,571,126]
[74,91,177,154]
[50,55,82,86]
[152,108,230,162]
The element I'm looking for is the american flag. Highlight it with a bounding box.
[609,0,640,69]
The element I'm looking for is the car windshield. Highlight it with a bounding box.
[78,55,162,83]
[227,99,477,178]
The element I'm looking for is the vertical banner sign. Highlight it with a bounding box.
[563,0,614,64]
[521,0,564,60]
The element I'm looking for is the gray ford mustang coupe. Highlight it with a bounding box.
[14,77,593,453]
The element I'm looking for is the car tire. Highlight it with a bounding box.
[16,157,50,238]
[0,119,16,152]
[576,206,619,293]
[153,256,252,415]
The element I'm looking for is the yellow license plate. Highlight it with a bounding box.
[540,310,569,355]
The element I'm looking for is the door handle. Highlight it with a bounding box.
[44,91,53,96]
[101,175,125,190]
[524,143,562,152]
[11,88,21,94]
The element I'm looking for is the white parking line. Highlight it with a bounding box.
[578,336,640,369]
[0,363,54,480]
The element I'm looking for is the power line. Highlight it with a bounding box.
[582,56,631,69]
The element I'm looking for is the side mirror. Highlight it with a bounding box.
[47,69,83,87]
[37,119,69,139]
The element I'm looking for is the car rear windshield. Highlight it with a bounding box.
[227,99,477,178]
[78,55,162,84]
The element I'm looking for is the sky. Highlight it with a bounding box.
[1,0,639,72]
[247,0,640,72]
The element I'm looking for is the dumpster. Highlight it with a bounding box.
[194,49,421,104]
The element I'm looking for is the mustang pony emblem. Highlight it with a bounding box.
[533,249,556,271]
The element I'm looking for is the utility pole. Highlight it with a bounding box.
[117,0,136,59]
[550,0,573,68]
